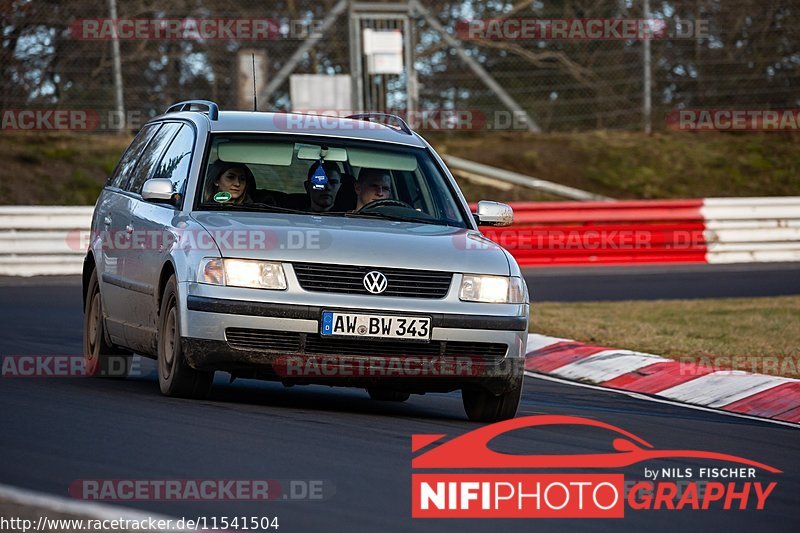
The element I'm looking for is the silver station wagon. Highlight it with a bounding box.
[83,100,529,421]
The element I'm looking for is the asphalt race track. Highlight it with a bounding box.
[523,262,800,301]
[0,281,798,532]
[2,262,800,303]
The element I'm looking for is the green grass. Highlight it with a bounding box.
[59,169,104,205]
[40,146,79,160]
[531,296,800,378]
[428,130,800,200]
[0,132,131,205]
[455,179,565,203]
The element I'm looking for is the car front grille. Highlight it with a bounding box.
[291,262,452,299]
[225,329,302,353]
[225,328,507,363]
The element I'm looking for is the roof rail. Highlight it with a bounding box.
[165,99,219,120]
[346,112,413,135]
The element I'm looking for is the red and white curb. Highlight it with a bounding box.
[525,334,800,424]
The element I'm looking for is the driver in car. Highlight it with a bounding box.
[355,168,392,210]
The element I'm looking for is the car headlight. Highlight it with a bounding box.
[459,275,526,303]
[199,258,287,290]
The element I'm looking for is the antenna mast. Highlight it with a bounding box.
[252,53,258,112]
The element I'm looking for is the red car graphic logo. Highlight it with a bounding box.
[412,415,781,472]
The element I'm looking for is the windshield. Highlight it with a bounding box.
[194,134,470,228]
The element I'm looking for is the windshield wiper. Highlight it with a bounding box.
[341,210,446,226]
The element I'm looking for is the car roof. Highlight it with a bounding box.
[156,110,428,148]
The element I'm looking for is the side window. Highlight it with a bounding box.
[107,124,159,189]
[153,124,195,199]
[126,123,181,194]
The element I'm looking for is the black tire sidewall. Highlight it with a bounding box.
[158,277,181,395]
[83,268,130,378]
[157,276,212,398]
[463,376,523,422]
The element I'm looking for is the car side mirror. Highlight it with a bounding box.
[474,200,513,227]
[142,178,176,204]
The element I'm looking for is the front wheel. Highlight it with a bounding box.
[462,376,523,422]
[82,268,131,378]
[157,276,214,398]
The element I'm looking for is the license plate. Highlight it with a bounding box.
[320,312,431,340]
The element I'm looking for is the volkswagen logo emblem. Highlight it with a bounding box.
[363,271,388,294]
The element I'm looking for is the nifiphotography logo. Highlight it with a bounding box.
[411,415,781,518]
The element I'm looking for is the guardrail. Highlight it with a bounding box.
[476,197,800,267]
[479,200,708,266]
[0,198,798,276]
[703,198,800,264]
[0,206,93,276]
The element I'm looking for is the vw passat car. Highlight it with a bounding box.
[83,100,529,422]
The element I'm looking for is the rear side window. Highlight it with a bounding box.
[152,124,195,201]
[126,123,181,194]
[107,124,160,189]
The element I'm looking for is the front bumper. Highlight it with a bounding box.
[180,285,528,393]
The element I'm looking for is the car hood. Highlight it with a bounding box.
[191,211,510,275]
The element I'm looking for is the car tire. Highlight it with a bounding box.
[83,268,131,378]
[157,276,214,398]
[367,388,410,402]
[462,376,523,422]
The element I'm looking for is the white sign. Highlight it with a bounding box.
[367,53,404,75]
[290,74,351,112]
[363,28,403,54]
[362,28,404,75]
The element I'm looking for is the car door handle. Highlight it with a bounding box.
[103,216,112,226]
[125,224,134,234]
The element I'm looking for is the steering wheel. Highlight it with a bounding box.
[360,198,414,211]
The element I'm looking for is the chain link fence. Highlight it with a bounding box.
[2,0,798,132]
